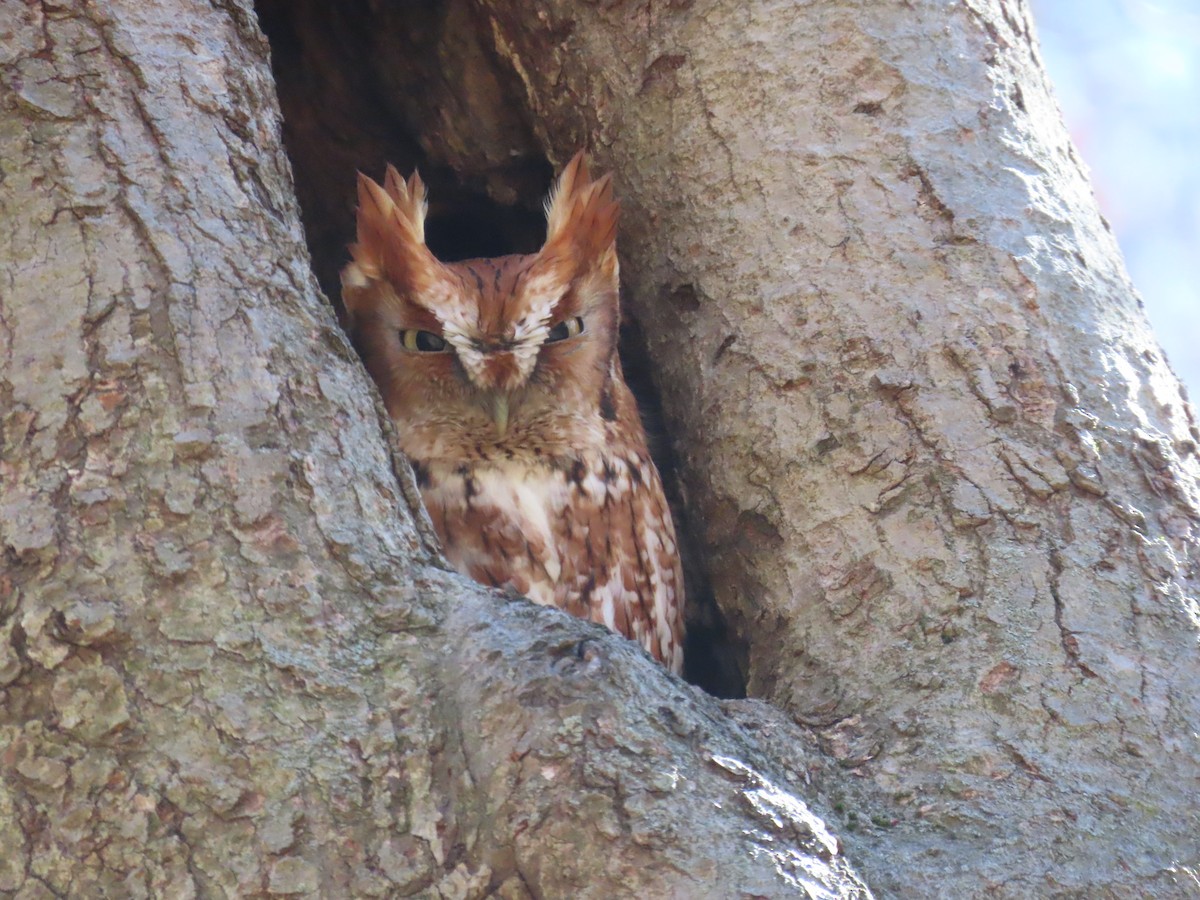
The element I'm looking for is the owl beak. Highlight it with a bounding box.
[492,394,510,439]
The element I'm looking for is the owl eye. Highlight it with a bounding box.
[545,316,585,344]
[400,329,448,352]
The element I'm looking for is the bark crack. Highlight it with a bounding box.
[1047,548,1099,680]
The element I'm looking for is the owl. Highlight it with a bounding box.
[341,152,685,673]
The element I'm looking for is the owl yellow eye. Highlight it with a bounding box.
[545,316,585,344]
[400,329,447,352]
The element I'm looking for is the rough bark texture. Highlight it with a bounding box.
[0,2,869,898]
[5,0,1199,897]
[473,0,1200,895]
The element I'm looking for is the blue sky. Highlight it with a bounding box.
[1029,0,1200,402]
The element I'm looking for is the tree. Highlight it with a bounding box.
[2,1,1196,898]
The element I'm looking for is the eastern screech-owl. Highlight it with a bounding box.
[341,152,685,673]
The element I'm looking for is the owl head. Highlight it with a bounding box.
[342,152,628,457]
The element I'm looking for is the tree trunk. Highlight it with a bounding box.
[0,2,867,897]
[474,0,1200,895]
[3,0,1198,898]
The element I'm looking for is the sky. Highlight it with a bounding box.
[1028,0,1200,402]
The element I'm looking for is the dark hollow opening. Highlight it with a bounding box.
[254,0,552,300]
[255,0,746,699]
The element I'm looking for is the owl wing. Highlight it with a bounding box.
[555,452,685,674]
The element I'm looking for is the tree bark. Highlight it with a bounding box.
[5,0,1199,897]
[475,0,1200,895]
[0,2,869,897]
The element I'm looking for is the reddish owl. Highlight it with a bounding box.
[341,152,684,673]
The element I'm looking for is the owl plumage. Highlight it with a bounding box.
[341,152,685,673]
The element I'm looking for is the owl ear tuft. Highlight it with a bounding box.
[542,150,620,276]
[343,167,450,322]
[382,164,428,244]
